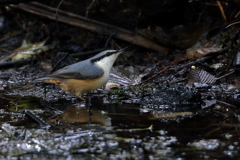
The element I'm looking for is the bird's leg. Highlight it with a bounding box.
[86,96,92,106]
[76,94,86,107]
[77,96,86,104]
[88,108,93,123]
[86,96,92,112]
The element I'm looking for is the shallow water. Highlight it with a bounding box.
[1,95,240,159]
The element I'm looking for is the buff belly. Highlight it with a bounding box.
[43,76,108,98]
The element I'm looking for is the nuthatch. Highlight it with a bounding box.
[33,48,126,100]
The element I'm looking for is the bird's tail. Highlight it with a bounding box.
[32,77,59,83]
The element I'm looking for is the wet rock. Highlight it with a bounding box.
[141,83,201,110]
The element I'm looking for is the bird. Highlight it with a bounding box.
[33,48,126,100]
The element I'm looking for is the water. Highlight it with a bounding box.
[0,95,240,159]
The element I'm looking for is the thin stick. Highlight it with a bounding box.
[139,67,169,84]
[0,58,36,69]
[216,1,227,20]
[55,0,65,32]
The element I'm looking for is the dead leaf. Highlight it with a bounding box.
[9,38,52,61]
[186,48,222,60]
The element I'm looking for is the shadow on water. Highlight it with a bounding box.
[1,95,240,159]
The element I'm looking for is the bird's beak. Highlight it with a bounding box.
[118,47,128,52]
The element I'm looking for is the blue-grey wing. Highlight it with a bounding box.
[50,60,104,79]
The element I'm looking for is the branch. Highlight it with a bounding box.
[0,58,36,69]
[9,2,168,53]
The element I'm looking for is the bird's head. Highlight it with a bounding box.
[90,48,127,70]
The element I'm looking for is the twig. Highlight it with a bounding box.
[216,70,235,80]
[226,21,240,29]
[216,100,236,108]
[56,0,64,32]
[139,67,169,85]
[24,110,50,128]
[216,1,227,20]
[86,0,96,17]
[0,58,36,69]
[0,0,38,5]
[104,33,115,48]
[51,52,69,73]
[9,2,168,53]
[235,10,240,18]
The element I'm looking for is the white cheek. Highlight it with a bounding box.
[95,57,116,73]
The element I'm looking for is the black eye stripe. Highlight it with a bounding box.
[90,51,118,63]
